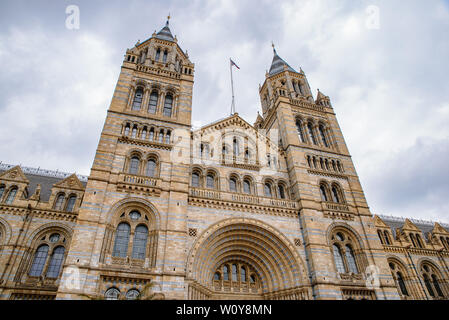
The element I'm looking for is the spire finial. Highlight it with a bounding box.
[272,41,276,54]
[167,13,171,23]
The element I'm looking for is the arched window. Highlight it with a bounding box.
[416,234,424,248]
[146,159,157,177]
[214,272,221,281]
[332,244,346,273]
[141,128,147,140]
[132,225,148,260]
[432,274,444,297]
[132,88,144,110]
[124,124,130,136]
[232,264,238,281]
[320,185,328,202]
[397,272,409,296]
[129,157,140,175]
[131,126,137,138]
[163,94,173,117]
[244,150,250,162]
[331,186,341,203]
[264,183,273,198]
[229,178,237,193]
[29,245,49,277]
[5,187,17,204]
[149,128,154,141]
[223,265,229,281]
[278,184,286,199]
[148,91,158,114]
[163,50,168,63]
[66,195,77,212]
[307,122,317,145]
[165,130,171,144]
[54,194,65,211]
[345,245,358,273]
[409,234,417,248]
[377,230,385,244]
[320,158,325,170]
[112,223,130,258]
[337,161,343,172]
[191,172,200,188]
[424,274,435,297]
[241,267,246,282]
[159,130,164,143]
[384,231,391,245]
[206,174,215,189]
[243,180,251,194]
[332,160,337,172]
[319,124,329,147]
[105,288,121,300]
[155,48,161,61]
[126,289,140,300]
[46,246,65,278]
[233,138,239,156]
[296,119,305,143]
[0,185,5,200]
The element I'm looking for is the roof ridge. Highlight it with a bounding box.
[0,162,88,182]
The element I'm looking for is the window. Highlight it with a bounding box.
[416,234,424,248]
[5,187,17,204]
[384,231,391,245]
[148,91,158,113]
[229,178,237,192]
[29,245,49,277]
[126,289,140,300]
[149,128,154,141]
[163,94,173,117]
[241,267,246,282]
[146,159,156,177]
[66,196,77,212]
[159,130,164,143]
[131,126,137,138]
[307,122,317,145]
[421,263,445,298]
[232,264,238,281]
[112,223,131,258]
[206,174,215,189]
[46,246,65,278]
[124,124,130,136]
[155,48,161,61]
[165,130,171,144]
[333,244,346,273]
[105,288,121,300]
[244,150,250,162]
[432,274,444,297]
[331,186,341,203]
[223,265,229,281]
[132,225,148,260]
[214,272,221,281]
[278,184,286,199]
[424,274,435,297]
[397,272,409,296]
[163,50,168,63]
[233,138,239,156]
[410,234,417,248]
[192,173,200,188]
[320,185,328,202]
[132,88,144,110]
[141,128,147,140]
[377,230,385,244]
[0,185,4,200]
[345,245,358,273]
[54,194,65,211]
[129,211,141,220]
[296,119,305,143]
[267,155,271,167]
[129,157,140,175]
[264,183,272,198]
[243,180,251,194]
[319,125,329,147]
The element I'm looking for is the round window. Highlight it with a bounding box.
[129,211,141,221]
[49,233,60,242]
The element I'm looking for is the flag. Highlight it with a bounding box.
[230,58,240,70]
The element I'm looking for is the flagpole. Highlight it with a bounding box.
[230,58,236,115]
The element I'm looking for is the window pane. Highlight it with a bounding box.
[332,187,340,203]
[241,267,246,282]
[397,272,409,296]
[112,223,130,258]
[223,266,229,280]
[243,181,251,194]
[0,186,5,199]
[307,123,317,145]
[278,185,285,199]
[46,246,65,278]
[29,245,49,277]
[296,120,305,142]
[164,95,173,117]
[424,274,435,297]
[230,179,237,192]
[132,88,143,110]
[232,264,237,281]
[148,92,158,113]
[320,186,328,202]
[319,125,329,147]
[129,157,140,175]
[126,289,140,300]
[192,173,199,187]
[264,184,272,197]
[214,272,221,281]
[66,196,76,212]
[54,194,65,210]
[432,274,444,297]
[146,160,156,177]
[132,225,148,260]
[206,175,215,189]
[105,288,120,300]
[345,245,358,273]
[5,188,17,204]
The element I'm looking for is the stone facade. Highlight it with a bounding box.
[0,20,448,300]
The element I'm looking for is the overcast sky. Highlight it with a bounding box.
[0,0,448,223]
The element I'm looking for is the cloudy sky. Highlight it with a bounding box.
[0,0,448,223]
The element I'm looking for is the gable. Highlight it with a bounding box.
[52,174,85,191]
[0,166,29,184]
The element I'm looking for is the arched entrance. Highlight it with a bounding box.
[186,218,310,300]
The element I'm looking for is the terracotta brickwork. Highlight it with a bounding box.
[0,20,448,300]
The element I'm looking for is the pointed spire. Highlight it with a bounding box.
[268,45,296,76]
[155,16,175,42]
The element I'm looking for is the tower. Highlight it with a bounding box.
[56,18,195,299]
[256,47,398,299]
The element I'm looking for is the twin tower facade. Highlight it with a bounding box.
[0,20,448,300]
